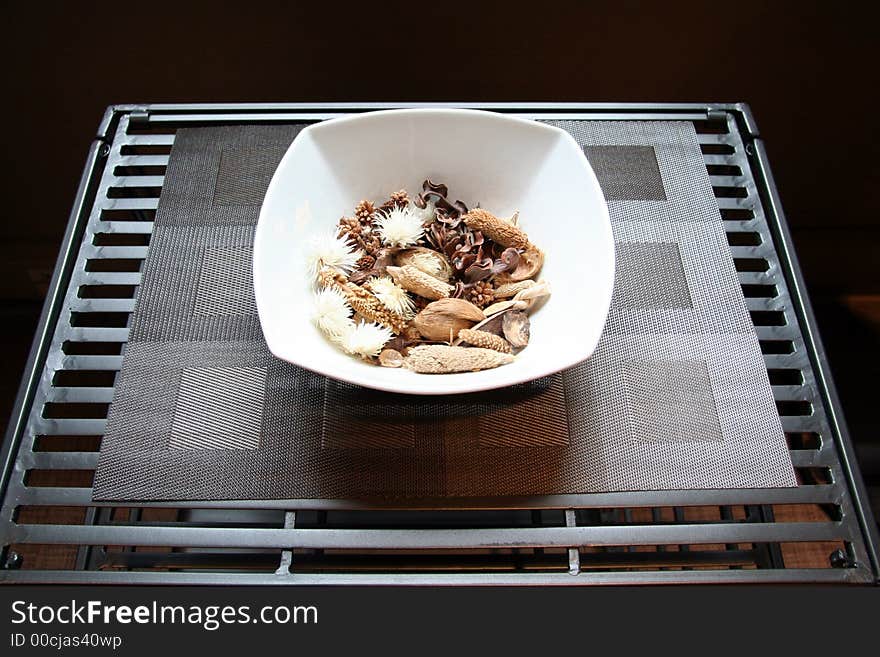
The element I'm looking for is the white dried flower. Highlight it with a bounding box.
[343,321,393,358]
[376,205,424,248]
[368,276,416,319]
[306,231,362,278]
[312,286,355,345]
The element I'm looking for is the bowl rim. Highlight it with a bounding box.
[253,107,615,395]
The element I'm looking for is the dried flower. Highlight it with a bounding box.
[466,280,495,308]
[338,215,382,257]
[306,231,362,277]
[367,276,416,319]
[312,286,355,345]
[354,200,377,227]
[341,282,410,333]
[376,206,425,248]
[380,190,410,211]
[355,253,376,270]
[343,321,393,358]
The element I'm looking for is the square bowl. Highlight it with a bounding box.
[253,108,614,395]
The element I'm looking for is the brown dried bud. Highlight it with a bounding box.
[316,266,348,288]
[379,190,410,211]
[466,280,495,308]
[386,265,454,300]
[355,253,376,270]
[457,328,512,353]
[354,200,377,227]
[494,279,536,299]
[403,345,514,373]
[341,283,408,334]
[462,208,531,250]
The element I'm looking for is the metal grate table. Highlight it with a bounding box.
[1,103,877,585]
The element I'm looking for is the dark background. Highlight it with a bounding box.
[1,1,877,510]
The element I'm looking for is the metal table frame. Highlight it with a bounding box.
[0,102,877,585]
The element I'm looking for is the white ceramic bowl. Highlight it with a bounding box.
[254,108,614,395]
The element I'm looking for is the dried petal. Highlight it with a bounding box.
[502,311,530,348]
[378,349,404,368]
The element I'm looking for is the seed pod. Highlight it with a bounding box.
[387,265,453,300]
[395,247,453,282]
[457,329,512,353]
[502,311,530,348]
[341,282,409,334]
[412,298,485,342]
[316,266,348,289]
[403,345,514,373]
[462,209,531,250]
[493,279,536,299]
[463,310,508,338]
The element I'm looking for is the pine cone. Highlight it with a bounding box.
[337,216,362,244]
[354,200,377,227]
[339,216,381,257]
[359,232,382,256]
[380,190,410,211]
[355,253,376,270]
[466,280,495,308]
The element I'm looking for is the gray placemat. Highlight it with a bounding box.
[92,120,796,501]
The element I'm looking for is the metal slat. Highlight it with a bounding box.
[120,134,175,146]
[94,222,154,234]
[110,175,165,188]
[98,198,160,212]
[82,245,149,260]
[1,567,872,586]
[69,299,136,313]
[31,418,107,435]
[7,522,848,550]
[45,388,115,404]
[144,112,711,124]
[19,451,99,470]
[60,355,124,370]
[60,327,130,342]
[115,154,169,167]
[12,483,841,509]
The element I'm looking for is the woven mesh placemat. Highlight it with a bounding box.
[92,121,796,501]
